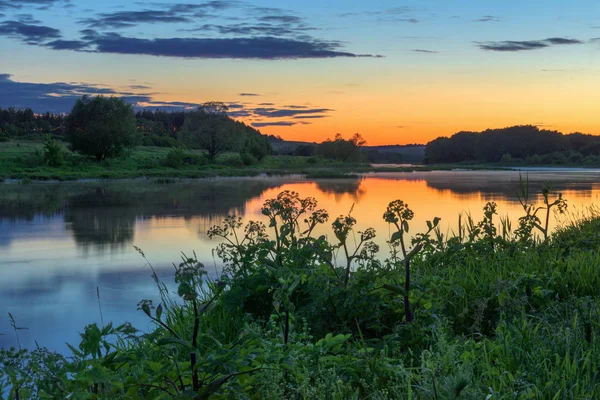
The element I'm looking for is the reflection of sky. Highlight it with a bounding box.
[2,171,600,352]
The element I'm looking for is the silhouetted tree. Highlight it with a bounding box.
[317,133,367,162]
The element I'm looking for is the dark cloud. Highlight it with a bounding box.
[412,49,438,54]
[239,93,260,96]
[0,20,61,44]
[80,2,241,29]
[477,37,583,51]
[0,0,66,10]
[14,13,42,24]
[129,84,152,90]
[0,73,151,113]
[252,107,332,118]
[81,10,193,29]
[258,15,303,24]
[183,23,310,37]
[293,115,329,119]
[85,34,379,59]
[45,39,89,50]
[475,15,500,22]
[252,121,298,127]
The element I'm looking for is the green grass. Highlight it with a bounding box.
[0,139,520,182]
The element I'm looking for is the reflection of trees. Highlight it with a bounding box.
[64,189,136,253]
[1,179,288,253]
[315,179,365,202]
[374,172,599,202]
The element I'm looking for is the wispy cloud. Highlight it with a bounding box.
[477,37,583,51]
[412,49,438,54]
[0,0,68,11]
[475,15,500,22]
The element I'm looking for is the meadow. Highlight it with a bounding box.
[2,181,600,399]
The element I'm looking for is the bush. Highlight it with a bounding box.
[66,95,136,161]
[163,148,206,168]
[42,135,65,167]
[241,152,258,166]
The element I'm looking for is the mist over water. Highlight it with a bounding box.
[2,170,600,352]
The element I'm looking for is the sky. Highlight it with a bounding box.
[0,0,599,145]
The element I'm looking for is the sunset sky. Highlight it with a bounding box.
[1,0,599,145]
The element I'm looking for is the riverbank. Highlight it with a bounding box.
[5,140,598,183]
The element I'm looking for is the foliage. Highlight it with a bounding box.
[66,96,137,161]
[179,102,271,161]
[5,185,600,398]
[41,134,65,167]
[0,107,64,138]
[316,133,367,162]
[425,125,600,164]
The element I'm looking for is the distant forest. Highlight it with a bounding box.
[425,125,600,165]
[0,107,261,148]
[0,105,425,164]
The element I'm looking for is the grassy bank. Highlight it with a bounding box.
[0,140,514,182]
[0,140,378,181]
[2,186,600,398]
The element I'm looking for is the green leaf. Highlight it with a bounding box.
[383,283,408,297]
[156,337,194,351]
[156,304,163,321]
[391,231,402,243]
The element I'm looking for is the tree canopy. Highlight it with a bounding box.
[66,96,137,161]
[425,125,600,164]
[179,102,271,161]
[316,133,367,162]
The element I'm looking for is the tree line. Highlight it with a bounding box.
[1,97,272,164]
[425,125,600,164]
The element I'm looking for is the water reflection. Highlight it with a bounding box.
[1,171,600,352]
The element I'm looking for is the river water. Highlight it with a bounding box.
[1,170,600,352]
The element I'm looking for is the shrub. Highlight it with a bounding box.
[163,148,206,168]
[42,135,65,167]
[241,152,258,166]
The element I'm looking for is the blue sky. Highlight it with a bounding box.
[1,0,599,144]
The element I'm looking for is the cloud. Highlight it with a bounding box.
[183,23,311,37]
[293,115,329,119]
[0,73,152,112]
[0,20,61,44]
[239,93,260,96]
[0,0,66,10]
[81,11,191,29]
[475,15,500,22]
[412,49,438,54]
[45,39,89,50]
[80,2,239,29]
[477,37,583,51]
[84,34,379,59]
[252,121,298,127]
[252,107,333,118]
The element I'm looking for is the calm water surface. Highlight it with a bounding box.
[1,170,600,352]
